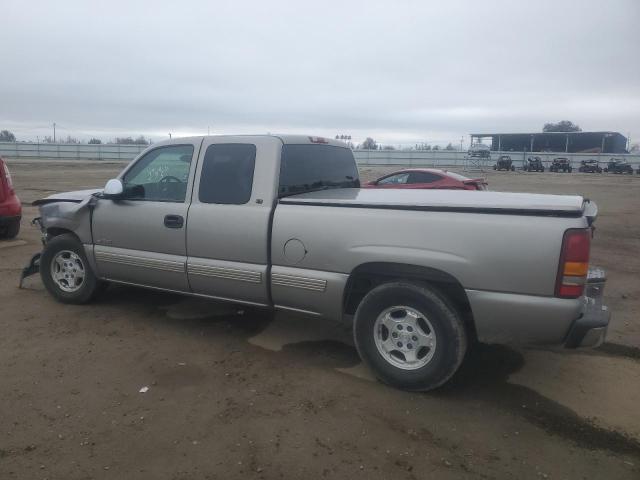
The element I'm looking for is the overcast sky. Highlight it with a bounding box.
[1,0,638,147]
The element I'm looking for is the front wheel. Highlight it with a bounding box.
[40,234,105,304]
[353,282,468,391]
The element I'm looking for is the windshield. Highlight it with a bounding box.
[278,144,360,197]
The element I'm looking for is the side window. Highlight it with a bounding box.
[377,173,409,185]
[122,145,193,202]
[408,172,442,184]
[198,144,256,205]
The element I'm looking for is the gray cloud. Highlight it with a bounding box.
[1,0,639,146]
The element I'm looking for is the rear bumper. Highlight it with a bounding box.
[466,266,610,347]
[563,267,610,348]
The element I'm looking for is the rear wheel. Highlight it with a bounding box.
[353,282,468,391]
[40,234,105,304]
[0,218,20,239]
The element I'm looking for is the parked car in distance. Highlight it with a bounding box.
[578,160,602,173]
[604,159,634,174]
[550,157,572,173]
[27,135,610,392]
[365,168,488,191]
[0,157,21,239]
[524,156,545,172]
[493,155,515,171]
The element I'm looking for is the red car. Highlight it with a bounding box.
[0,157,21,239]
[364,168,487,191]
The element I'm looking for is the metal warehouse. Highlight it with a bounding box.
[470,131,628,154]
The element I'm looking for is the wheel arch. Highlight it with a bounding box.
[46,227,79,241]
[343,262,477,340]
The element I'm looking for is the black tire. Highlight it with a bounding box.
[40,234,105,304]
[353,282,468,391]
[0,218,20,239]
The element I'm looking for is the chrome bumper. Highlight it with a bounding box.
[564,266,610,348]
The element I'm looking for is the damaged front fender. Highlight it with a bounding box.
[33,189,101,244]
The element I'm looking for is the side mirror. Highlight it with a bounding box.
[103,178,124,198]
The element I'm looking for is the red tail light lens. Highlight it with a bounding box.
[555,229,591,298]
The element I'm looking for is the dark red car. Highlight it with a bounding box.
[364,168,487,191]
[0,157,21,239]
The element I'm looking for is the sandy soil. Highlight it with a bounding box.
[1,160,639,479]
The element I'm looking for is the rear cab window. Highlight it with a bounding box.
[278,144,359,197]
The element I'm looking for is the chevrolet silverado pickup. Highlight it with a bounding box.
[27,135,610,391]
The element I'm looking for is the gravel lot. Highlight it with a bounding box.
[1,160,639,479]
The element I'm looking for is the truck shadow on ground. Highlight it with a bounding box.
[98,286,640,458]
[436,344,640,457]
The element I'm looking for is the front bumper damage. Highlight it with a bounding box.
[564,266,610,348]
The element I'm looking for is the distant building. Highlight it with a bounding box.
[469,131,628,154]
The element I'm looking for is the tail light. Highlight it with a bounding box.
[555,228,591,298]
[1,161,14,195]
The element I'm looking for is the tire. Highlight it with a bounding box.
[353,282,468,391]
[0,218,20,239]
[40,234,105,304]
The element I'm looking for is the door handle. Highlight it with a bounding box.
[164,214,184,229]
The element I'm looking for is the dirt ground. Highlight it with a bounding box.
[1,160,639,479]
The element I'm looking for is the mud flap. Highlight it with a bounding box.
[19,252,41,288]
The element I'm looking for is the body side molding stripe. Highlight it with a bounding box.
[187,263,262,284]
[271,273,327,292]
[95,251,185,273]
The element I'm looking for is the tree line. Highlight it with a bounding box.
[0,130,151,145]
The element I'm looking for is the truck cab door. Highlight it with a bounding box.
[91,141,201,291]
[186,136,280,306]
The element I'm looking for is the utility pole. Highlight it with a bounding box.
[168,133,172,139]
[460,136,464,151]
[53,122,56,143]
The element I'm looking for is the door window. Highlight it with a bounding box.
[122,145,194,202]
[198,144,256,204]
[407,171,442,184]
[377,173,409,185]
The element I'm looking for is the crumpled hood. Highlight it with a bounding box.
[32,188,102,206]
